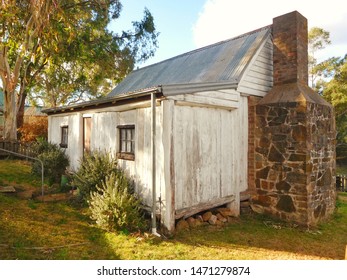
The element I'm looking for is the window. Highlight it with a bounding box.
[117,125,135,160]
[60,126,68,148]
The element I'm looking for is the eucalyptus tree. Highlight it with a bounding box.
[322,55,347,146]
[0,0,158,140]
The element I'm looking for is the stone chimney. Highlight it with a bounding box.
[251,11,336,226]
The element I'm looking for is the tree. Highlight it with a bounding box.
[308,27,332,90]
[0,1,158,140]
[322,55,347,145]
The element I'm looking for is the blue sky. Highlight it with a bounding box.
[109,0,206,67]
[110,0,347,68]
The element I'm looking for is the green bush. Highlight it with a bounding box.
[88,172,145,233]
[31,139,69,185]
[71,150,119,201]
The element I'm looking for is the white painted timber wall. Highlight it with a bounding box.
[48,113,83,169]
[47,92,249,232]
[47,105,165,211]
[168,95,248,217]
[238,36,273,96]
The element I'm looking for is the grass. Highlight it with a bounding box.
[0,159,347,260]
[0,159,41,187]
[337,165,347,175]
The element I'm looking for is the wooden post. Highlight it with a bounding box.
[345,245,347,260]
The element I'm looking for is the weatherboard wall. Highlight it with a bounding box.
[47,104,166,211]
[237,37,273,96]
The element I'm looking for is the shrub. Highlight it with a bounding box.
[88,172,145,232]
[18,117,48,142]
[71,150,119,201]
[31,139,69,185]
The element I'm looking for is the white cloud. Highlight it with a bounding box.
[193,0,347,59]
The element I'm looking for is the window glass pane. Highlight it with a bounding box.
[126,141,131,153]
[121,129,126,140]
[127,129,132,141]
[118,126,135,158]
[61,126,68,146]
[121,140,126,152]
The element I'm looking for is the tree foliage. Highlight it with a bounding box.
[307,27,347,159]
[308,27,333,90]
[322,55,347,145]
[18,116,48,142]
[0,1,158,139]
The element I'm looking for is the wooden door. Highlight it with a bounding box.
[83,117,91,153]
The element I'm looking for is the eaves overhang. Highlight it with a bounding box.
[42,87,162,115]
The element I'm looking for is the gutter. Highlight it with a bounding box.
[42,81,239,115]
[42,87,162,115]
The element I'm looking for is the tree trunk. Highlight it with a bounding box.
[16,91,27,135]
[3,89,18,141]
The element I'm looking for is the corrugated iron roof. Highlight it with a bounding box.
[109,26,271,97]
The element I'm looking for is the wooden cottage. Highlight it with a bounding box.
[43,11,336,232]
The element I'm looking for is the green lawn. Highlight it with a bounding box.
[0,159,346,260]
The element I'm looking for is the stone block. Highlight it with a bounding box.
[288,153,306,162]
[216,213,227,223]
[186,217,197,228]
[268,145,285,163]
[208,215,218,225]
[292,125,307,142]
[276,180,291,192]
[176,219,189,231]
[259,137,271,148]
[286,172,307,185]
[196,215,203,222]
[276,195,296,213]
[256,166,270,179]
[202,211,212,222]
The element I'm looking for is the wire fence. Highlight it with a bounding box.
[0,141,36,158]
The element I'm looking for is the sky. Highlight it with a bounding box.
[110,0,347,68]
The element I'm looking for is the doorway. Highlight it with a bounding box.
[83,117,91,154]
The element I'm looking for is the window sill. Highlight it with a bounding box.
[117,152,135,161]
[60,143,68,148]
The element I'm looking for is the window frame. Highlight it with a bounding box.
[60,125,68,148]
[117,124,135,161]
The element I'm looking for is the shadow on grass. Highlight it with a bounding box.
[0,195,120,260]
[169,197,347,260]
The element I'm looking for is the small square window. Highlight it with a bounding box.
[60,126,68,148]
[117,125,135,160]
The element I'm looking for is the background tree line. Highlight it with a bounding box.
[308,27,347,164]
[0,0,158,141]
